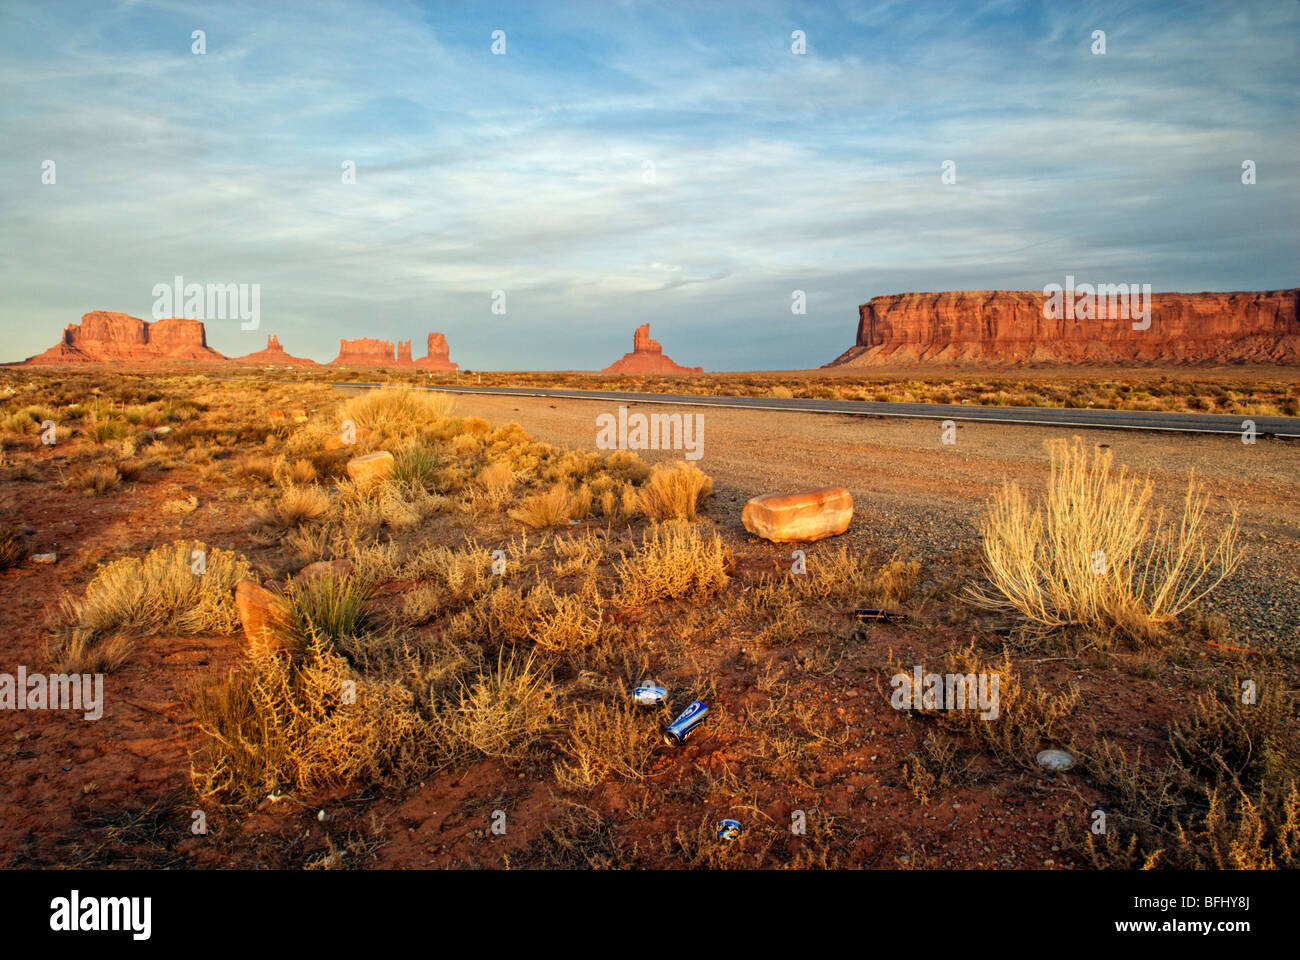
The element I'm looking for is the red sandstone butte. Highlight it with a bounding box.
[329,333,458,369]
[602,324,703,374]
[231,334,316,366]
[823,289,1300,367]
[413,333,458,370]
[23,311,227,365]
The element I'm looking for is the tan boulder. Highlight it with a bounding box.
[324,427,369,451]
[346,450,394,485]
[290,408,309,423]
[234,579,291,650]
[296,559,355,583]
[741,487,854,543]
[269,409,286,422]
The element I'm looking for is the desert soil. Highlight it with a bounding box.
[2,387,1295,870]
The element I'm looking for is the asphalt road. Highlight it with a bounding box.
[319,382,1300,439]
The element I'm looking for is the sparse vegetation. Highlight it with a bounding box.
[967,437,1242,644]
[48,540,251,672]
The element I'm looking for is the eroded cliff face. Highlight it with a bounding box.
[825,290,1300,366]
[25,311,226,364]
[330,334,458,368]
[602,323,703,374]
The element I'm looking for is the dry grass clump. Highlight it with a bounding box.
[522,580,604,653]
[555,700,658,790]
[798,547,920,606]
[67,464,121,495]
[1168,676,1296,795]
[0,528,28,569]
[235,455,277,482]
[399,544,495,625]
[616,522,731,604]
[891,644,1079,770]
[551,532,607,578]
[467,460,516,513]
[161,495,199,514]
[439,652,557,761]
[444,579,604,655]
[902,731,966,805]
[48,540,251,672]
[510,483,590,529]
[636,461,713,521]
[189,637,434,806]
[277,458,318,486]
[342,386,455,446]
[966,437,1241,645]
[84,418,128,444]
[249,485,331,531]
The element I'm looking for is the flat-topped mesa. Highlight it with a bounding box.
[331,337,397,365]
[603,323,703,374]
[23,310,226,364]
[232,334,316,366]
[412,332,459,370]
[824,289,1300,367]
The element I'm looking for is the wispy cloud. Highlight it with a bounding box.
[1,0,1296,369]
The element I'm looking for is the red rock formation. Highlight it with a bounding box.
[412,332,458,370]
[23,311,226,364]
[602,324,703,374]
[824,290,1300,367]
[232,334,316,366]
[331,337,397,365]
[330,333,459,368]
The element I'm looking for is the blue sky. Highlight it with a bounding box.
[1,0,1296,369]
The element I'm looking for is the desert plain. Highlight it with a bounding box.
[0,363,1296,870]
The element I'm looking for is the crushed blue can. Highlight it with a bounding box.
[663,700,709,746]
[716,819,742,841]
[633,683,668,708]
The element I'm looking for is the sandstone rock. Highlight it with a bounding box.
[290,408,308,423]
[332,337,397,365]
[742,487,853,543]
[412,332,459,371]
[269,410,286,422]
[330,333,459,369]
[234,579,290,649]
[824,289,1300,367]
[602,324,703,374]
[232,334,315,366]
[324,426,369,451]
[296,559,355,583]
[346,451,394,484]
[24,311,227,365]
[30,553,57,564]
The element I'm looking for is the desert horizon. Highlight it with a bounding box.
[1,0,1296,944]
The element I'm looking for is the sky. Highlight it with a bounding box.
[1,0,1296,370]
